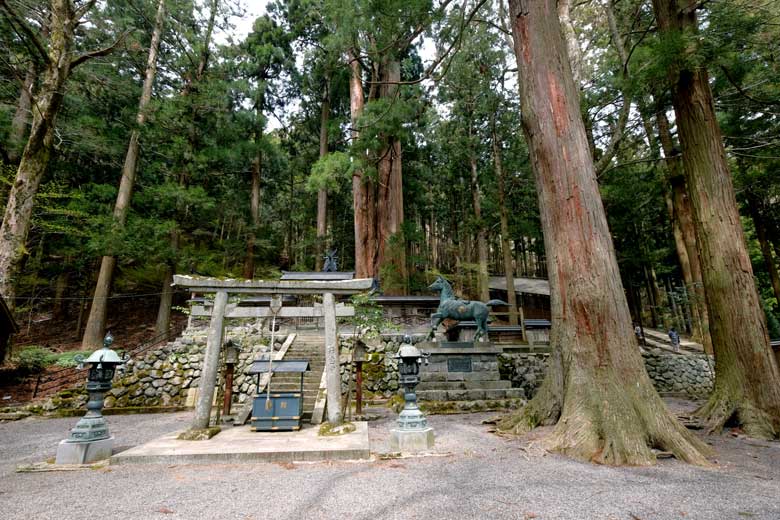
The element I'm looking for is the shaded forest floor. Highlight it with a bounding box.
[0,399,778,519]
[11,296,186,353]
[2,299,186,405]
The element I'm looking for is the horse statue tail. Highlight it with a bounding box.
[486,299,508,307]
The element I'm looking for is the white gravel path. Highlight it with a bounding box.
[0,403,778,520]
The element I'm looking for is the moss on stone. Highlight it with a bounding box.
[177,426,221,440]
[318,421,356,436]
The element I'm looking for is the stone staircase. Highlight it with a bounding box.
[265,333,325,422]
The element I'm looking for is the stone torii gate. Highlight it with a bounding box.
[173,275,374,431]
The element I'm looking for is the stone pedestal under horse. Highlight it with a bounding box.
[427,276,506,342]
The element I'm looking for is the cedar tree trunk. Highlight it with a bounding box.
[500,0,710,465]
[652,0,780,438]
[657,108,712,353]
[470,146,490,303]
[315,78,330,271]
[350,50,376,279]
[493,124,519,324]
[242,150,261,279]
[375,58,407,293]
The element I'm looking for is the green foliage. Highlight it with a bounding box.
[348,292,397,341]
[13,347,52,373]
[12,347,94,372]
[306,152,353,193]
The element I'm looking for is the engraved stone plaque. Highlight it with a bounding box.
[447,358,473,373]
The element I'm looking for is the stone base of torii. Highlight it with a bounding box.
[172,275,374,432]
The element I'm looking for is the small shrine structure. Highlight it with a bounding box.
[173,275,373,431]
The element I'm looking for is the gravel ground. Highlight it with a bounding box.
[1,402,778,520]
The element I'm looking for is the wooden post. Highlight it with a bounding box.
[355,360,363,416]
[192,290,228,430]
[222,363,235,416]
[323,292,342,424]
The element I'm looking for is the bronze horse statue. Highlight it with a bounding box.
[427,276,506,342]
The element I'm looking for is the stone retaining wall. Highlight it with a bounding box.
[338,335,427,398]
[37,325,285,414]
[498,349,714,398]
[32,329,713,415]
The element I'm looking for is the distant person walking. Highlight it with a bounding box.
[668,328,680,352]
[634,324,644,346]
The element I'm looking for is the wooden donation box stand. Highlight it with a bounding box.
[248,359,310,431]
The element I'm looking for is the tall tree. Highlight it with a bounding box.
[0,0,124,309]
[82,0,167,348]
[652,0,780,438]
[241,13,293,278]
[499,0,709,465]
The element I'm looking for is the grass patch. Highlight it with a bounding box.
[12,347,95,373]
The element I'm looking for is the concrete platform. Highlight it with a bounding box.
[110,422,370,465]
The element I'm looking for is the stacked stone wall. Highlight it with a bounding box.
[32,329,713,415]
[339,335,429,398]
[498,349,715,398]
[38,325,286,413]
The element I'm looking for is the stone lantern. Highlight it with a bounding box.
[389,336,434,452]
[55,333,126,464]
[222,339,241,416]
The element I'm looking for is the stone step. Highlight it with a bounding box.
[420,371,503,383]
[417,388,525,401]
[271,383,320,392]
[420,398,526,414]
[416,380,512,391]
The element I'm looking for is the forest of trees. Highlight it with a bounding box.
[2,0,780,462]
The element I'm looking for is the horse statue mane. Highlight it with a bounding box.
[427,275,507,342]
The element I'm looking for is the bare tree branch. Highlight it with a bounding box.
[70,30,132,69]
[0,0,50,65]
[594,0,633,175]
[74,0,98,21]
[367,0,490,86]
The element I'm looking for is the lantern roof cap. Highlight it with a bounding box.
[83,332,124,364]
[396,345,422,359]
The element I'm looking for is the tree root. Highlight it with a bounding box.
[501,375,713,466]
[498,368,562,435]
[696,391,778,440]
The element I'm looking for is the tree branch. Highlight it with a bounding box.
[74,0,98,21]
[0,0,50,65]
[367,0,489,86]
[594,0,633,175]
[719,65,780,107]
[70,30,132,69]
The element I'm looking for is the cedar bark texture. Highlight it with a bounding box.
[349,50,375,279]
[500,0,710,465]
[493,125,518,325]
[375,59,407,293]
[652,0,780,438]
[315,79,330,271]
